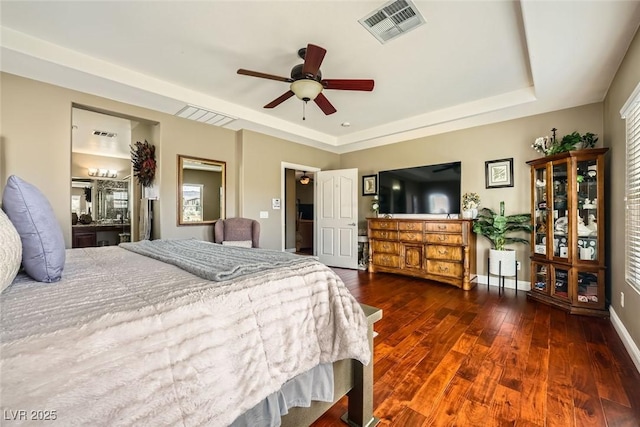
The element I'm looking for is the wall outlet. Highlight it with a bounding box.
[621,292,625,308]
[516,261,521,270]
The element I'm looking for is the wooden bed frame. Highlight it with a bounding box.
[281,304,382,427]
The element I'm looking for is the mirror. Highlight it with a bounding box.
[178,155,226,225]
[71,178,131,224]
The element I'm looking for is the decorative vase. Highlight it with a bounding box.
[471,208,478,219]
[489,249,517,276]
[462,210,473,219]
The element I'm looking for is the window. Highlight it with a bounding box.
[622,82,640,292]
[182,184,203,222]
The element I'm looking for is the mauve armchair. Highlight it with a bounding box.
[214,217,260,248]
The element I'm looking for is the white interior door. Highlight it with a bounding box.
[316,169,358,269]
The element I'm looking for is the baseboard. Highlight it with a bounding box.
[609,306,640,374]
[474,274,531,292]
[285,248,296,253]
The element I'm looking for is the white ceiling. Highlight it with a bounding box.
[1,1,639,154]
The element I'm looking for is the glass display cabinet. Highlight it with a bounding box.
[527,148,609,316]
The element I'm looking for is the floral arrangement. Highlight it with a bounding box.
[532,136,553,155]
[462,192,480,210]
[131,140,156,187]
[532,128,598,156]
[371,195,379,215]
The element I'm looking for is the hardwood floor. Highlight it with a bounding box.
[312,270,640,427]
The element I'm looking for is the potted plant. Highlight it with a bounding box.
[473,201,532,276]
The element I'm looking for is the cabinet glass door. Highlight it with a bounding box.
[551,162,569,259]
[576,271,604,307]
[533,166,548,256]
[532,263,549,294]
[551,266,570,300]
[576,159,598,262]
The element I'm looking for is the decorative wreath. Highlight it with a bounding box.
[131,140,156,187]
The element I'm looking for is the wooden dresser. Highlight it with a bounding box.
[367,218,477,290]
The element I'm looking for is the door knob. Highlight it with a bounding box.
[348,222,356,226]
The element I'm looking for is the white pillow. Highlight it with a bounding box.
[222,240,253,248]
[0,208,22,292]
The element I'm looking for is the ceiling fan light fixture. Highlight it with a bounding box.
[290,80,323,101]
[299,172,311,185]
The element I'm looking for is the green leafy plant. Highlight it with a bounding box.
[581,132,598,149]
[472,201,532,250]
[533,129,599,155]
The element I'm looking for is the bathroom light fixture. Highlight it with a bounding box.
[299,171,311,185]
[88,168,117,178]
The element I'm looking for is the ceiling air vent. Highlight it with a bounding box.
[359,0,425,44]
[175,105,236,127]
[92,130,117,138]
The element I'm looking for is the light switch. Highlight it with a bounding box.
[260,211,269,218]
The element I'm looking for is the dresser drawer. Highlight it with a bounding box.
[425,222,462,233]
[427,245,462,261]
[426,260,463,278]
[369,220,398,230]
[372,253,402,268]
[371,240,400,254]
[370,230,398,240]
[425,233,463,245]
[398,221,423,232]
[399,231,423,243]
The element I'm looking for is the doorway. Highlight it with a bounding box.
[71,106,156,247]
[281,162,319,254]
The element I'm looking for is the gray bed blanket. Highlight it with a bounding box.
[119,239,310,281]
[1,246,370,426]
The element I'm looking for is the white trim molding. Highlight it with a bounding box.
[609,306,640,374]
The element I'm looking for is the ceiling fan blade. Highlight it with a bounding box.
[322,79,375,91]
[264,91,295,108]
[237,69,292,83]
[301,44,326,78]
[314,93,337,115]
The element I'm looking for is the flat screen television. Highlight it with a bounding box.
[378,162,461,215]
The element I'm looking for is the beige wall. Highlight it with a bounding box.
[239,130,340,249]
[0,72,238,247]
[604,27,640,350]
[341,103,604,282]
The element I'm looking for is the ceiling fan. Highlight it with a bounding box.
[237,44,374,117]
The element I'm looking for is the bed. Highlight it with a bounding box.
[0,240,381,426]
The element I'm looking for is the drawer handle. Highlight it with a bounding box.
[438,225,446,230]
[438,235,446,241]
[407,224,415,230]
[381,232,388,238]
[383,244,390,250]
[439,266,449,272]
[438,248,448,255]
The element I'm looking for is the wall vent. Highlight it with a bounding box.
[175,105,236,127]
[92,130,117,138]
[359,0,425,44]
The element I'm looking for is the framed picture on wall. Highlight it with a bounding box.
[362,175,377,195]
[485,158,514,188]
